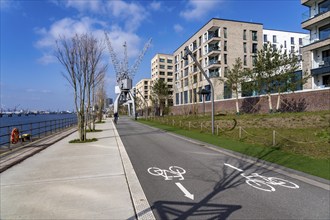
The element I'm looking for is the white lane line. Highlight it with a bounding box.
[224,163,243,172]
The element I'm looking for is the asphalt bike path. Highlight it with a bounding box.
[116,117,330,220]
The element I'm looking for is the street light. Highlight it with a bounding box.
[183,46,215,134]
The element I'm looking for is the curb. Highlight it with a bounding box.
[112,120,156,220]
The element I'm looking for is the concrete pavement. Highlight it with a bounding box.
[0,118,155,220]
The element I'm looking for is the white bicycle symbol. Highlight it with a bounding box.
[148,166,186,180]
[224,163,299,192]
[241,173,299,192]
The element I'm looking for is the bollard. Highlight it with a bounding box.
[273,130,276,146]
[239,126,242,139]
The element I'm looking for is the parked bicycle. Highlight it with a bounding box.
[148,166,186,180]
[224,163,299,192]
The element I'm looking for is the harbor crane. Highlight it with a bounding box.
[104,32,152,118]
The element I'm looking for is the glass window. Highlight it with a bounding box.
[252,43,258,53]
[319,0,330,14]
[224,41,227,51]
[224,54,227,64]
[159,58,165,62]
[176,93,179,105]
[205,85,211,101]
[284,40,287,48]
[224,27,227,38]
[244,55,247,66]
[243,30,247,40]
[252,31,257,41]
[319,23,330,40]
[167,72,173,76]
[273,35,277,43]
[299,38,303,45]
[243,42,247,53]
[291,37,294,44]
[184,91,188,104]
[160,71,165,75]
[167,59,173,63]
[263,34,267,42]
[160,65,165,69]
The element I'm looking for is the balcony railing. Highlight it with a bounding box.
[302,8,330,22]
[208,60,221,66]
[208,47,221,53]
[209,71,219,78]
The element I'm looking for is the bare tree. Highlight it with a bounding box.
[55,33,107,141]
[222,58,251,114]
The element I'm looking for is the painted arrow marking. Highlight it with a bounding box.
[175,182,194,200]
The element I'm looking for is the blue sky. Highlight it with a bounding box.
[1,0,307,111]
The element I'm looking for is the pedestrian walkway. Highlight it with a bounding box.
[0,118,154,220]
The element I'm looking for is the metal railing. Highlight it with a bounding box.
[0,117,77,148]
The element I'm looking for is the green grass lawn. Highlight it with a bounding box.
[138,119,330,180]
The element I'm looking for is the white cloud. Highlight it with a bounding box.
[150,1,161,11]
[180,0,220,21]
[65,0,101,13]
[174,24,184,34]
[106,1,147,32]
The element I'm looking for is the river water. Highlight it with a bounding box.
[0,114,77,147]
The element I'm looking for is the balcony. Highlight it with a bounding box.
[207,33,221,44]
[208,46,221,56]
[208,60,221,69]
[311,57,330,76]
[209,71,220,78]
[301,10,330,30]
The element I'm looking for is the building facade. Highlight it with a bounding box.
[135,78,152,113]
[301,0,330,89]
[151,53,174,107]
[173,18,263,107]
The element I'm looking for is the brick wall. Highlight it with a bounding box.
[170,88,330,115]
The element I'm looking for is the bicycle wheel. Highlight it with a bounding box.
[268,177,299,189]
[246,179,275,192]
[169,166,186,175]
[147,167,163,176]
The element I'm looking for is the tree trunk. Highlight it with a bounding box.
[267,93,273,113]
[235,90,240,114]
[276,92,281,111]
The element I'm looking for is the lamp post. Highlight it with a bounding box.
[183,46,215,134]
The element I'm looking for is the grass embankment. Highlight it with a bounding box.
[138,111,330,180]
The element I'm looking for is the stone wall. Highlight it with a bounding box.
[170,88,330,115]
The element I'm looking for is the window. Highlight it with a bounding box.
[319,0,330,14]
[144,81,148,85]
[252,56,257,66]
[252,31,257,41]
[167,59,173,63]
[224,41,227,51]
[168,66,173,70]
[319,23,330,40]
[184,78,188,86]
[160,65,165,69]
[176,93,179,105]
[291,46,295,53]
[189,90,192,103]
[193,88,197,102]
[243,30,247,40]
[159,58,165,62]
[224,82,232,99]
[205,85,211,101]
[284,40,287,48]
[224,54,227,64]
[160,71,165,75]
[243,42,247,53]
[291,37,294,44]
[144,86,148,90]
[272,44,277,50]
[273,35,277,43]
[168,78,173,82]
[244,55,247,66]
[263,34,267,42]
[193,74,197,83]
[184,91,188,104]
[299,38,303,45]
[224,27,227,38]
[224,67,228,77]
[252,43,258,53]
[167,72,173,76]
[180,92,183,104]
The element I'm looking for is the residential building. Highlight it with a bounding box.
[135,78,152,113]
[263,29,308,56]
[301,0,330,89]
[173,18,263,106]
[151,53,174,107]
